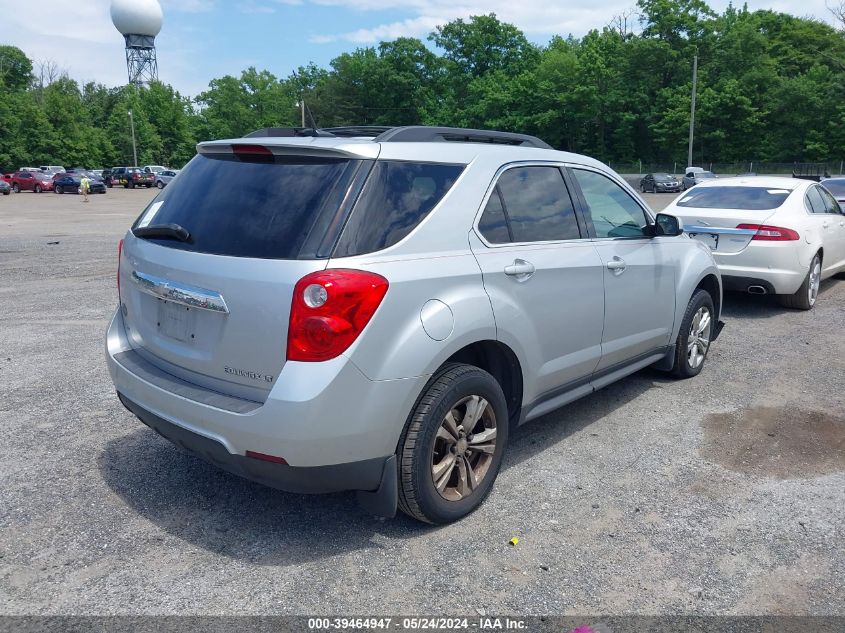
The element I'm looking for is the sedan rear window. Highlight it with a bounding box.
[676,186,792,210]
[132,153,361,259]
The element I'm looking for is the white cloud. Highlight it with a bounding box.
[307,0,837,43]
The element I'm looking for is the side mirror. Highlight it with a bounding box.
[654,213,684,237]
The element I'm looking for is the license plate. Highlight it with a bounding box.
[689,232,719,250]
[158,300,194,342]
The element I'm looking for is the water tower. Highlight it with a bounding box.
[111,0,163,86]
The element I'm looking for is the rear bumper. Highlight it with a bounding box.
[105,307,427,471]
[118,393,389,494]
[714,243,805,295]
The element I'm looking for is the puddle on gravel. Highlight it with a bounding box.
[700,406,845,479]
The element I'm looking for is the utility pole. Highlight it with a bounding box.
[128,110,138,166]
[687,51,698,168]
[301,100,306,128]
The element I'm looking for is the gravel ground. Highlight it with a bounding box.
[0,188,843,616]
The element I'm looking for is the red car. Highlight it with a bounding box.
[10,171,54,193]
[1,174,13,184]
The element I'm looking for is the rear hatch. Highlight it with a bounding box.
[672,184,794,253]
[118,145,369,402]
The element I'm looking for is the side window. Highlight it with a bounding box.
[493,166,581,242]
[818,187,841,214]
[333,161,465,257]
[572,169,650,238]
[478,188,512,244]
[805,186,827,214]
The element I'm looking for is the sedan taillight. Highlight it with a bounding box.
[737,224,800,241]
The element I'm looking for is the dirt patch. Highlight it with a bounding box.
[700,406,845,479]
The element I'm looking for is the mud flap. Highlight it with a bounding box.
[356,455,397,518]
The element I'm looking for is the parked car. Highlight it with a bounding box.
[1,174,13,184]
[102,169,114,187]
[640,173,682,193]
[39,165,65,174]
[111,166,155,188]
[821,177,845,212]
[665,176,845,310]
[143,165,167,175]
[10,170,54,193]
[0,180,10,195]
[19,167,42,173]
[106,125,723,524]
[91,169,104,179]
[682,167,717,190]
[154,169,179,188]
[53,173,107,195]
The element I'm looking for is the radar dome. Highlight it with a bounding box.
[111,0,163,37]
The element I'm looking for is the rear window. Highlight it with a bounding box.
[676,186,792,210]
[332,161,464,257]
[132,154,361,259]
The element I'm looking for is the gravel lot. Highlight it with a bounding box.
[1,187,843,617]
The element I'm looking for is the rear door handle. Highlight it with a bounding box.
[606,256,626,274]
[504,259,535,279]
[822,221,829,229]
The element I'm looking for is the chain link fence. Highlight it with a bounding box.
[608,160,845,177]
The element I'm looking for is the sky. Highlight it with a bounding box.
[0,0,837,97]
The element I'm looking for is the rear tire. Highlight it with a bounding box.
[12,184,19,193]
[671,289,715,379]
[56,185,63,194]
[35,184,42,193]
[778,253,821,310]
[397,363,509,524]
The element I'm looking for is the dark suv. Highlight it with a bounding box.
[110,167,155,189]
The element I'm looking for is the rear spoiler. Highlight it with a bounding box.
[196,140,380,160]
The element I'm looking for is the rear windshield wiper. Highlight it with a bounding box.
[133,223,191,242]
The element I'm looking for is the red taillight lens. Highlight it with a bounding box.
[737,224,800,241]
[287,269,389,362]
[232,144,273,157]
[117,238,124,298]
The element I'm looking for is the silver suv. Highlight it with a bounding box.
[106,126,723,524]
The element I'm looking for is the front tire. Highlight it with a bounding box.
[12,184,19,193]
[397,364,509,524]
[56,185,63,194]
[671,289,715,379]
[778,253,821,310]
[35,184,42,193]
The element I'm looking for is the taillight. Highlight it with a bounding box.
[287,269,388,362]
[737,224,800,241]
[232,144,273,161]
[117,238,124,298]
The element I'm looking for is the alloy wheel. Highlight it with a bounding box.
[808,257,821,306]
[431,395,498,502]
[687,306,712,369]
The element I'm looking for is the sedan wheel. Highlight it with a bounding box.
[157,181,164,189]
[779,253,821,310]
[12,184,19,193]
[35,184,42,193]
[56,186,63,194]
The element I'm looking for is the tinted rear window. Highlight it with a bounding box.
[133,154,360,259]
[676,186,792,210]
[333,161,464,257]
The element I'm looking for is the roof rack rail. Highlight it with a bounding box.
[373,126,552,149]
[322,126,394,138]
[244,127,335,138]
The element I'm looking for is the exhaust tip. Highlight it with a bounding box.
[747,285,767,295]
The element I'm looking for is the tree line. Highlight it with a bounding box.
[1,0,843,172]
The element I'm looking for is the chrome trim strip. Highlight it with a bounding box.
[685,225,757,236]
[130,270,229,314]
